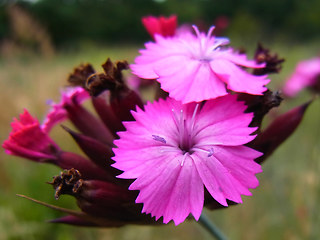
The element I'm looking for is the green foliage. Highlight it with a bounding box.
[1,0,320,48]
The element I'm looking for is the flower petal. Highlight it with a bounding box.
[211,59,270,95]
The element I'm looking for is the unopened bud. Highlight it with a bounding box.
[62,126,121,177]
[249,101,311,163]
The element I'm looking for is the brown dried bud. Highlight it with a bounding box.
[85,58,129,97]
[48,168,83,200]
[253,43,285,75]
[238,89,283,128]
[68,63,96,88]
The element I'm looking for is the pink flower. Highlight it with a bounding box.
[142,15,177,39]
[2,109,60,161]
[42,87,90,133]
[112,95,262,225]
[283,57,320,97]
[131,26,269,103]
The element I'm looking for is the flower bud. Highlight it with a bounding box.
[249,101,311,163]
[61,126,122,177]
[65,103,114,146]
[49,169,158,225]
[2,109,60,162]
[253,43,285,76]
[49,215,99,227]
[56,152,116,182]
[91,93,125,135]
[142,15,177,39]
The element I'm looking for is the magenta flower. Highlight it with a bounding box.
[142,15,177,39]
[131,26,269,103]
[2,109,60,161]
[283,57,320,97]
[43,87,90,133]
[112,94,262,225]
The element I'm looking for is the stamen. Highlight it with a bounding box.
[171,108,179,128]
[180,152,188,166]
[192,147,215,157]
[192,25,201,38]
[206,26,215,39]
[152,135,166,144]
[207,148,214,157]
[192,25,204,57]
[209,37,230,52]
[191,104,199,132]
[179,110,184,148]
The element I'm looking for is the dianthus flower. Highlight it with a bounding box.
[283,57,320,97]
[142,15,177,39]
[3,109,60,161]
[112,95,263,225]
[43,87,90,133]
[131,26,270,103]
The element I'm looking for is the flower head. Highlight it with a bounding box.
[142,15,177,39]
[3,109,60,161]
[283,57,320,97]
[43,87,90,133]
[131,26,269,103]
[112,95,262,225]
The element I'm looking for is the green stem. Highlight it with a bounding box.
[198,213,228,240]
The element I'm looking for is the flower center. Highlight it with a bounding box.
[152,104,215,166]
[191,25,230,62]
[171,104,199,155]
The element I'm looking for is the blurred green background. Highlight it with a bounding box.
[0,0,320,239]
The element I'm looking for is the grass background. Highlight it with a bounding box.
[0,40,319,240]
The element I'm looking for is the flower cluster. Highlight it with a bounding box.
[2,15,311,227]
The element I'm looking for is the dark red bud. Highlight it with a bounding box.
[91,93,125,135]
[65,103,114,146]
[249,101,312,163]
[49,215,98,227]
[61,126,122,177]
[79,180,136,205]
[56,152,115,182]
[110,88,144,122]
[238,90,283,128]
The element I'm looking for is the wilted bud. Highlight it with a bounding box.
[68,63,96,88]
[253,43,285,75]
[48,169,159,226]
